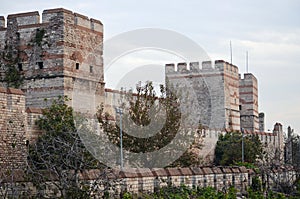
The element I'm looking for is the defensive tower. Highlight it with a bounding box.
[165,60,240,131]
[0,8,105,110]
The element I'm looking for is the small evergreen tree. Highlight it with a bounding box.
[214,132,263,166]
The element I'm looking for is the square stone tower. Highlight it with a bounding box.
[0,8,105,111]
[239,73,259,132]
[165,60,240,131]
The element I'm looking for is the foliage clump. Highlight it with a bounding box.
[1,37,24,88]
[27,96,111,198]
[97,81,202,168]
[34,28,45,46]
[214,132,263,166]
[3,63,24,88]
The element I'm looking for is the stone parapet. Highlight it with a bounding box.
[2,8,103,33]
[1,166,296,198]
[165,60,240,131]
[0,8,104,108]
[165,60,239,75]
[7,11,40,27]
[0,16,5,28]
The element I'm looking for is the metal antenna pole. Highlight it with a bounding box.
[246,51,249,73]
[230,41,233,64]
[115,107,123,171]
[120,110,123,170]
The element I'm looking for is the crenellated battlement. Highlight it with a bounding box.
[215,60,238,73]
[201,61,212,70]
[165,60,239,74]
[165,59,241,131]
[0,16,5,28]
[0,8,103,32]
[177,62,188,72]
[7,11,40,27]
[190,61,200,71]
[239,73,257,82]
[0,8,104,108]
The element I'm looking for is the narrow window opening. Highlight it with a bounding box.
[16,32,20,39]
[76,63,80,70]
[91,22,94,30]
[37,62,43,69]
[239,105,242,110]
[90,65,93,73]
[18,63,23,71]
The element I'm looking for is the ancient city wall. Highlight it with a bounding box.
[0,8,104,110]
[0,87,27,169]
[118,166,250,194]
[0,166,296,198]
[25,107,42,142]
[104,88,125,117]
[259,112,265,132]
[165,60,240,131]
[215,60,240,131]
[239,73,259,132]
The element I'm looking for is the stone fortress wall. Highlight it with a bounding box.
[0,87,45,169]
[0,166,296,197]
[165,60,255,132]
[164,60,284,163]
[0,88,26,169]
[239,73,259,132]
[0,8,286,168]
[0,8,104,111]
[0,9,292,198]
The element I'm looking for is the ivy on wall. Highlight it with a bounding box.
[3,63,24,88]
[0,31,24,89]
[34,28,45,46]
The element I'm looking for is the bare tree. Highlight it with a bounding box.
[257,141,297,195]
[26,96,119,198]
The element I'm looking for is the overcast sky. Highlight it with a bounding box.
[1,0,299,134]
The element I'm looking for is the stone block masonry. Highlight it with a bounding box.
[165,60,241,131]
[0,166,296,198]
[0,7,266,136]
[0,8,292,197]
[0,8,105,110]
[0,87,27,169]
[239,73,259,132]
[165,60,264,132]
[25,107,43,142]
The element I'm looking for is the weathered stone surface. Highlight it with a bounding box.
[0,8,105,170]
[3,166,294,198]
[165,60,240,131]
[259,112,265,132]
[0,8,104,110]
[0,8,286,184]
[239,73,259,131]
[0,87,27,169]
